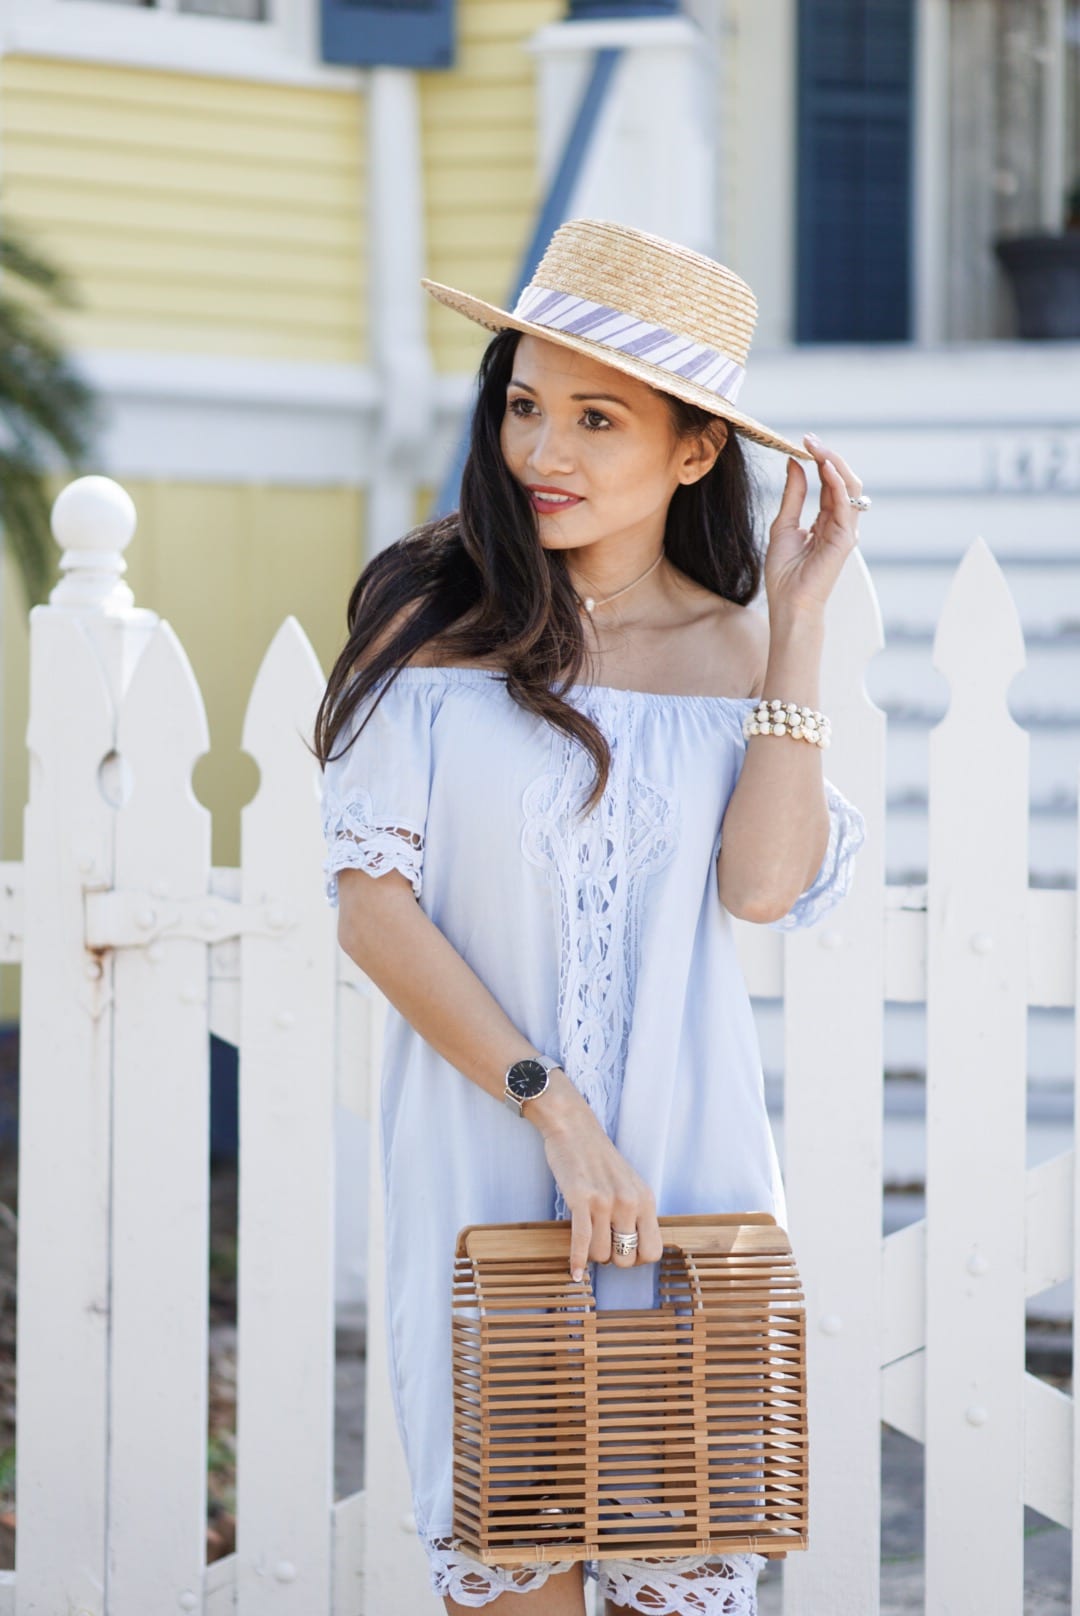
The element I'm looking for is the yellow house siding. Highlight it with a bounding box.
[420,0,564,374]
[0,56,367,363]
[1,479,364,1022]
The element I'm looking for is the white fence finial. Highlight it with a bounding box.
[50,474,138,612]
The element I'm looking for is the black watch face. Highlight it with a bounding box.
[507,1059,549,1101]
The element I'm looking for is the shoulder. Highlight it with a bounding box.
[666,572,770,698]
[724,602,770,699]
[351,601,488,675]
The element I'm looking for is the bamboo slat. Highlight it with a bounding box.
[451,1216,809,1566]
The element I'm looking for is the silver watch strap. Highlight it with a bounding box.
[503,1055,562,1118]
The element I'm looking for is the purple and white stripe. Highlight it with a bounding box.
[513,282,746,403]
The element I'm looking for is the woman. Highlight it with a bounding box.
[315,219,868,1615]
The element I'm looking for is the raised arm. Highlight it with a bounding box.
[718,436,864,924]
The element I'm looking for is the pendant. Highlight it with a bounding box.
[583,597,596,613]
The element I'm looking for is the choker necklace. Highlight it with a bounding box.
[574,551,664,615]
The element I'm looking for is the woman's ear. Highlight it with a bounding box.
[679,419,728,485]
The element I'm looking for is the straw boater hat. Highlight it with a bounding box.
[421,217,811,462]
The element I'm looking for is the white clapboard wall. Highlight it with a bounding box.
[0,472,1078,1616]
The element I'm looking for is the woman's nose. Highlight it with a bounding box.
[526,422,575,476]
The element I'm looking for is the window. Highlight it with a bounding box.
[65,0,268,13]
[942,0,1080,338]
[795,0,915,343]
[1,0,362,86]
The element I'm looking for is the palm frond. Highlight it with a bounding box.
[0,207,101,608]
[0,228,83,309]
[0,298,103,463]
[0,453,56,609]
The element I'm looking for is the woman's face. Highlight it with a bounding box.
[499,333,725,555]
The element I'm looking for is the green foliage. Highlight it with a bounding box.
[0,208,104,607]
[1067,177,1080,230]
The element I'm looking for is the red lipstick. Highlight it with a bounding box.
[527,484,585,513]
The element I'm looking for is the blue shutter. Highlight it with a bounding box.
[321,0,455,70]
[796,0,914,341]
[568,2,680,16]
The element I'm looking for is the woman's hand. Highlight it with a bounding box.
[764,433,864,619]
[527,1072,664,1281]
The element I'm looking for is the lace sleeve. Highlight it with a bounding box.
[322,788,424,905]
[319,674,436,909]
[766,777,867,931]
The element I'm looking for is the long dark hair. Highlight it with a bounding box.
[312,326,764,814]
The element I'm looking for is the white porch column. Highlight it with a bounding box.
[915,0,951,343]
[722,0,798,350]
[367,68,434,557]
[524,14,717,258]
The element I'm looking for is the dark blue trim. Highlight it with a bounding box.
[568,1,679,15]
[431,47,623,519]
[321,0,455,70]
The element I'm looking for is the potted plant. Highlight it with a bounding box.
[993,178,1080,339]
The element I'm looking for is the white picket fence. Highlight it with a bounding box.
[0,472,1077,1615]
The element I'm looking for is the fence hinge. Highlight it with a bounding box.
[85,888,296,950]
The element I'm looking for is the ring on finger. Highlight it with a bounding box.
[611,1228,639,1259]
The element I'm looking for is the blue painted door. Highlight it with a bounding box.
[321,0,455,69]
[796,0,914,341]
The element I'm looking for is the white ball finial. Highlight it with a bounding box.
[49,475,138,611]
[52,475,137,553]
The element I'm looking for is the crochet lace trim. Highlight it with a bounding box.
[593,1551,767,1614]
[321,788,424,905]
[767,776,866,931]
[521,689,678,1199]
[425,1536,576,1606]
[423,1534,766,1613]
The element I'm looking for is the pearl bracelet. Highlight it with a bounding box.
[743,698,832,748]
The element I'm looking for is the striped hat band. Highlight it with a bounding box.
[513,283,747,405]
[419,217,812,459]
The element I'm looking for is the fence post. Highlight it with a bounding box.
[924,538,1028,1610]
[1073,740,1080,1607]
[15,477,158,1615]
[780,548,886,1616]
[107,620,213,1613]
[234,622,340,1614]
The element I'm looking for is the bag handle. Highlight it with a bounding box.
[456,1211,790,1263]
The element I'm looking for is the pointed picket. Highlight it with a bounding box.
[1073,757,1080,1601]
[108,621,212,1614]
[235,618,340,1616]
[924,538,1029,1611]
[780,546,886,1616]
[16,612,117,1616]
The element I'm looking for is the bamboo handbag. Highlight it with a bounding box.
[451,1212,809,1566]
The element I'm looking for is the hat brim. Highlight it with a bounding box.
[420,277,812,462]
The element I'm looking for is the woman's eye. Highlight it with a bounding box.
[507,398,611,431]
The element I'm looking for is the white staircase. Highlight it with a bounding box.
[742,340,1080,1316]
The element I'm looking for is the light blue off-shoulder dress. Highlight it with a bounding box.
[321,665,866,1615]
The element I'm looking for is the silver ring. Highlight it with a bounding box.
[611,1228,639,1259]
[848,494,872,511]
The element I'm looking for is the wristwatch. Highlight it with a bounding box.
[503,1054,563,1118]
